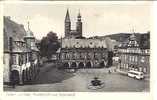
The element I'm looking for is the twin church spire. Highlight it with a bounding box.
[65,9,82,38]
[65,9,82,22]
[65,9,71,22]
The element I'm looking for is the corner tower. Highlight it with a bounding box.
[65,9,71,38]
[24,21,35,49]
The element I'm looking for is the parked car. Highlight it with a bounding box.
[127,70,144,80]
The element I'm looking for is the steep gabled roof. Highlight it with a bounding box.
[118,32,150,49]
[4,16,27,52]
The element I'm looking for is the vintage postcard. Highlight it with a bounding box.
[0,1,155,100]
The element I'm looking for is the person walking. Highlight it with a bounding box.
[108,70,111,74]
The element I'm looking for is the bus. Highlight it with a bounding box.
[127,70,144,80]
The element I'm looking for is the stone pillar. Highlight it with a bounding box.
[29,68,32,81]
[19,71,23,85]
[23,70,26,84]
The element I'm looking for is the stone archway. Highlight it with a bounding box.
[78,62,84,68]
[99,61,105,68]
[11,70,20,85]
[86,62,92,68]
[71,62,77,68]
[63,62,70,68]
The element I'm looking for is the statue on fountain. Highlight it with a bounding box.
[91,77,102,86]
[88,77,105,90]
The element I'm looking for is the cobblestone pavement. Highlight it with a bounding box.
[4,63,149,92]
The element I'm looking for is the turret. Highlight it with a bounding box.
[24,21,35,49]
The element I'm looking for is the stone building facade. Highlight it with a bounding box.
[117,32,150,74]
[60,38,108,68]
[3,17,39,85]
[59,9,110,69]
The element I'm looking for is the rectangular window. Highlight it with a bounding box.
[23,54,26,63]
[12,54,17,65]
[132,56,134,62]
[130,56,132,62]
[125,55,127,61]
[61,54,64,59]
[135,56,137,62]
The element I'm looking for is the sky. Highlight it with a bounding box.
[3,1,152,40]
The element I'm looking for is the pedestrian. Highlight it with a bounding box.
[108,70,111,74]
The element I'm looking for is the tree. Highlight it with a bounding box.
[39,31,60,59]
[107,51,113,67]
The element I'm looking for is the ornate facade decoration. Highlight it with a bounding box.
[117,32,150,74]
[3,17,39,85]
[60,10,109,69]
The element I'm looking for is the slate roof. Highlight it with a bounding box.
[118,32,150,49]
[4,16,27,52]
[3,16,39,52]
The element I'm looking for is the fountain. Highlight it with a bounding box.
[88,77,105,90]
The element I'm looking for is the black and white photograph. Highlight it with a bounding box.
[2,1,151,93]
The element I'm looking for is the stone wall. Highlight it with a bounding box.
[3,53,11,83]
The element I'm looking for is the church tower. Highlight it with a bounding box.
[65,9,71,38]
[76,11,82,37]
